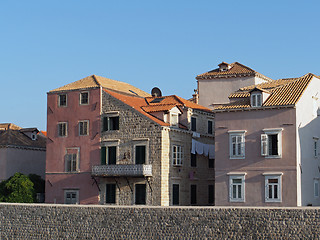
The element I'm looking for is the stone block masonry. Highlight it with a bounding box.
[0,203,320,239]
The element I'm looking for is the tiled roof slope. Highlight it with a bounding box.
[50,75,151,97]
[214,73,317,110]
[104,89,212,128]
[0,123,21,130]
[196,62,273,81]
[0,129,46,149]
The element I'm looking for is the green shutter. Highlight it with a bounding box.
[103,117,108,131]
[101,147,106,165]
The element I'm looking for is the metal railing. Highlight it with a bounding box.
[92,164,152,177]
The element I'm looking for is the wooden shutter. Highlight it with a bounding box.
[261,134,268,156]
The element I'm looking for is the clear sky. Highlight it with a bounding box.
[1,0,320,130]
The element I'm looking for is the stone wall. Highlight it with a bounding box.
[1,203,319,239]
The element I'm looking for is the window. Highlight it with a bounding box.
[251,93,262,107]
[64,190,79,204]
[79,120,89,136]
[171,113,179,127]
[103,116,119,131]
[208,120,213,135]
[65,148,79,172]
[172,145,183,166]
[172,184,179,206]
[208,185,214,205]
[106,184,116,204]
[229,131,245,159]
[314,179,319,198]
[229,175,245,202]
[208,158,214,168]
[264,174,282,202]
[191,153,197,167]
[261,129,282,158]
[314,137,319,158]
[135,145,146,164]
[190,184,197,205]
[135,184,146,205]
[107,146,117,165]
[58,94,67,107]
[191,117,197,131]
[58,122,67,137]
[80,92,89,105]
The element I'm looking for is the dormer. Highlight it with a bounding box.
[168,106,182,127]
[249,87,270,107]
[19,128,39,141]
[218,62,231,72]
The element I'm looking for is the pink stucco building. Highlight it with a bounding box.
[213,73,320,206]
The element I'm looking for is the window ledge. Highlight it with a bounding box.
[265,155,282,159]
[230,156,245,160]
[229,199,245,202]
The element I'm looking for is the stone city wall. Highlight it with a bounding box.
[0,203,319,239]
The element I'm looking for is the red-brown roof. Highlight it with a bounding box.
[104,89,211,128]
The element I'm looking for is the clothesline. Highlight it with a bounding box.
[191,139,215,159]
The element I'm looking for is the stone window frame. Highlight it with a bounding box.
[190,184,197,205]
[102,111,120,131]
[228,173,246,202]
[64,189,79,204]
[105,183,117,204]
[58,93,67,107]
[79,91,89,105]
[134,182,147,205]
[191,116,197,132]
[101,140,120,165]
[79,120,89,136]
[58,122,68,137]
[263,172,282,203]
[207,119,213,135]
[133,138,149,165]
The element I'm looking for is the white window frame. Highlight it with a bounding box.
[58,94,67,107]
[80,91,89,105]
[64,189,79,204]
[251,93,262,107]
[228,173,246,202]
[65,147,80,172]
[58,122,68,137]
[172,144,183,166]
[314,179,319,198]
[79,120,89,136]
[261,128,283,158]
[228,130,246,159]
[264,173,282,203]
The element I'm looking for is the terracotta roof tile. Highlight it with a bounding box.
[50,75,151,97]
[196,62,273,82]
[215,73,316,110]
[104,90,211,128]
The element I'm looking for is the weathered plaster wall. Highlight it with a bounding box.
[0,203,319,239]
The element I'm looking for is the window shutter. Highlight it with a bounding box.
[101,147,106,165]
[261,134,268,156]
[240,135,245,157]
[103,117,108,131]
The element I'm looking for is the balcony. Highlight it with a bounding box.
[92,164,152,177]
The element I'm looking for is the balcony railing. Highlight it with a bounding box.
[92,164,152,177]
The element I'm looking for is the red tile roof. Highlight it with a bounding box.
[104,89,211,128]
[214,73,317,110]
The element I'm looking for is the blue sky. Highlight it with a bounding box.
[1,1,320,130]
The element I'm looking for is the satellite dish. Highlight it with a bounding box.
[151,87,162,97]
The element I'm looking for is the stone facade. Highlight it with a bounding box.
[0,203,319,239]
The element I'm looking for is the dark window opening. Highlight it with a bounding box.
[103,116,119,131]
[135,145,146,164]
[135,184,146,205]
[208,120,213,134]
[191,185,197,205]
[172,184,179,205]
[150,97,165,103]
[80,92,89,105]
[208,185,214,205]
[191,154,197,167]
[59,94,67,107]
[208,158,214,168]
[191,117,196,131]
[108,146,117,165]
[106,184,116,204]
[268,134,278,155]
